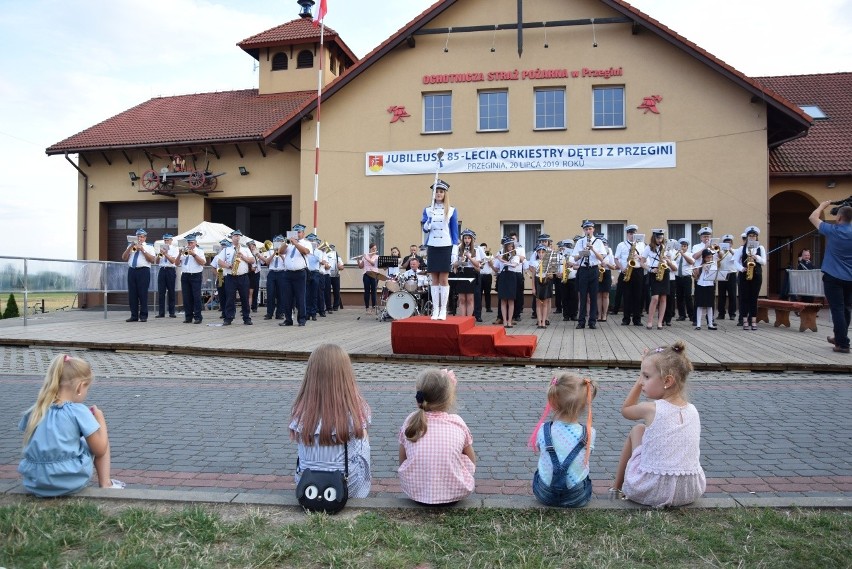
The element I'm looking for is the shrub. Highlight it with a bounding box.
[3,293,19,319]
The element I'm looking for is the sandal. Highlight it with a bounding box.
[608,487,626,500]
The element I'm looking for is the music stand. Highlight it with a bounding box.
[378,255,400,268]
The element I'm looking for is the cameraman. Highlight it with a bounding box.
[809,200,852,354]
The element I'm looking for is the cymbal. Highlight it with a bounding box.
[367,270,387,281]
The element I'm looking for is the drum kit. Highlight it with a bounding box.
[377,271,432,321]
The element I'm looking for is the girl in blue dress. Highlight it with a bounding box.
[18,354,123,497]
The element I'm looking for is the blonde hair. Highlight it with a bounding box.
[290,344,370,446]
[548,373,597,422]
[23,354,92,445]
[405,368,455,443]
[647,340,694,396]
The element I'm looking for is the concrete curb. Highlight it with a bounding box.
[4,486,851,510]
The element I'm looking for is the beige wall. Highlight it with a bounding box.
[296,0,770,259]
[259,44,341,94]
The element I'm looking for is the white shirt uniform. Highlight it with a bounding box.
[222,245,251,276]
[695,262,718,286]
[717,247,737,278]
[423,204,456,247]
[672,249,695,277]
[327,250,342,277]
[283,239,311,271]
[211,248,228,270]
[265,249,285,271]
[157,245,179,268]
[732,245,767,273]
[571,237,606,267]
[127,243,155,268]
[402,268,429,288]
[180,247,206,273]
[451,246,484,269]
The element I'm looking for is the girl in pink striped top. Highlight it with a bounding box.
[398,368,476,505]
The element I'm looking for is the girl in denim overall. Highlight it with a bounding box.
[529,374,598,507]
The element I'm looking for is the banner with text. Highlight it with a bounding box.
[365,143,676,176]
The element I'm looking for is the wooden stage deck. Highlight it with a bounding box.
[0,308,848,372]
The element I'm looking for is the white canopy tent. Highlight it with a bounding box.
[153,221,261,255]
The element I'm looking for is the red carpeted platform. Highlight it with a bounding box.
[391,316,537,358]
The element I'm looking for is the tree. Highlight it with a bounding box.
[3,293,19,319]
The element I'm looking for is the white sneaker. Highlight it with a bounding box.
[107,479,126,489]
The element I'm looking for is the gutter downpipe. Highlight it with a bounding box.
[64,152,88,260]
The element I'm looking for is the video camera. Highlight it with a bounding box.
[830,195,852,216]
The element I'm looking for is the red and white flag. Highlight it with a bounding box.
[313,0,327,27]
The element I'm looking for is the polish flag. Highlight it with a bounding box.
[313,0,327,27]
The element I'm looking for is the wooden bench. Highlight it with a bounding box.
[756,299,822,332]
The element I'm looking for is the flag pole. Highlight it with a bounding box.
[312,10,325,235]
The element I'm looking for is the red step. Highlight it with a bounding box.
[391,316,536,358]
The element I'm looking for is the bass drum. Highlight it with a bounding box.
[386,291,417,320]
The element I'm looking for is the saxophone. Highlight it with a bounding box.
[598,263,606,283]
[231,245,241,276]
[655,242,668,282]
[216,268,224,287]
[561,252,569,284]
[746,247,756,281]
[623,241,638,283]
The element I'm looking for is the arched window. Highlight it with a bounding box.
[297,50,313,69]
[271,52,288,71]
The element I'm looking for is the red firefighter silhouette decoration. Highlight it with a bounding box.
[637,95,663,114]
[387,105,411,123]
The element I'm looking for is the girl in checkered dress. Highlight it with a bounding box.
[398,368,476,505]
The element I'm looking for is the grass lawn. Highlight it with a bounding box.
[2,292,78,316]
[0,500,849,568]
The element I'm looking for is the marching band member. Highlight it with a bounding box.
[691,226,714,261]
[615,225,643,326]
[357,243,379,314]
[560,238,579,322]
[279,223,311,327]
[217,230,254,326]
[736,231,747,325]
[596,236,616,322]
[451,229,481,317]
[316,237,331,317]
[716,234,738,320]
[179,234,206,324]
[672,238,695,322]
[478,242,494,314]
[246,241,262,313]
[640,229,676,330]
[305,234,324,321]
[402,257,430,288]
[529,243,554,329]
[211,239,229,319]
[733,226,767,331]
[121,228,156,323]
[571,221,607,329]
[421,179,459,320]
[490,236,521,328]
[263,235,286,320]
[401,244,426,272]
[327,244,344,311]
[386,247,402,280]
[508,232,526,323]
[155,233,180,319]
[693,248,719,330]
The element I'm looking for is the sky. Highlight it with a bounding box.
[1,0,849,260]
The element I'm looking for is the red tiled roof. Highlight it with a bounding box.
[237,18,357,64]
[46,90,315,154]
[757,72,852,176]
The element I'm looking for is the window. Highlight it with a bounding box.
[668,221,711,247]
[800,105,827,120]
[594,222,625,246]
[296,50,313,69]
[113,219,127,229]
[593,86,625,128]
[534,88,566,130]
[501,222,542,255]
[329,54,337,75]
[423,93,452,133]
[271,52,288,71]
[147,217,166,229]
[478,90,508,131]
[347,223,384,261]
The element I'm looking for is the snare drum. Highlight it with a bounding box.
[386,291,417,320]
[385,278,401,293]
[403,278,419,294]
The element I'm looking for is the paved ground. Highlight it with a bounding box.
[2,346,849,504]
